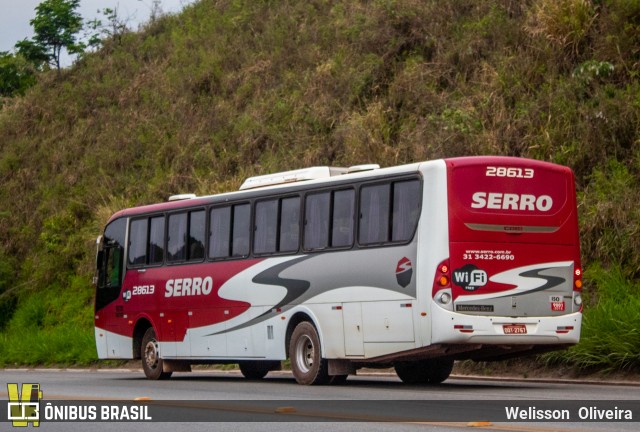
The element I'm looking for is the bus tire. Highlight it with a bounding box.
[395,359,453,385]
[141,327,172,380]
[239,361,271,380]
[394,362,424,384]
[289,321,330,385]
[426,358,454,384]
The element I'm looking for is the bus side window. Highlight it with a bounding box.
[255,200,278,254]
[359,184,390,245]
[108,247,122,287]
[128,219,148,266]
[209,204,251,259]
[189,210,206,261]
[392,180,421,242]
[96,218,126,310]
[279,197,300,252]
[232,204,251,257]
[331,189,355,248]
[168,213,188,262]
[149,216,165,265]
[304,192,330,250]
[210,206,231,259]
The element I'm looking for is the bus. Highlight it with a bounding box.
[94,156,582,385]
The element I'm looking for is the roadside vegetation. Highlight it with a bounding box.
[0,0,639,373]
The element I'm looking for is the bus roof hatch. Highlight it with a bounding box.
[239,164,380,190]
[168,193,197,201]
[239,166,346,190]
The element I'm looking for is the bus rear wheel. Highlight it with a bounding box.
[395,359,453,384]
[141,327,172,380]
[289,321,330,385]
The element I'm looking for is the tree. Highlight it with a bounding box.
[14,39,49,69]
[0,52,38,97]
[28,0,85,70]
[102,7,131,43]
[85,6,132,48]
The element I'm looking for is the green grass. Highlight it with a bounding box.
[0,277,96,366]
[544,265,640,372]
[0,325,96,366]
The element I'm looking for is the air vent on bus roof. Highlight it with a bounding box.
[239,164,381,190]
[347,164,380,173]
[240,166,347,190]
[168,193,197,201]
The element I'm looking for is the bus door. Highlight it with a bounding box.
[95,219,129,358]
[446,157,581,319]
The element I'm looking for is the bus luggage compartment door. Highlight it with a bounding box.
[342,303,364,356]
[362,301,415,343]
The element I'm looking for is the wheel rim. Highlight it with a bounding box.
[144,339,159,370]
[295,334,314,374]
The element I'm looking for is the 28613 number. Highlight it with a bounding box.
[132,285,155,295]
[486,166,534,179]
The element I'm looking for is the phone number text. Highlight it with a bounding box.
[463,253,515,261]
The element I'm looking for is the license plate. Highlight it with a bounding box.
[503,324,527,334]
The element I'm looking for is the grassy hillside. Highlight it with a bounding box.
[0,0,639,371]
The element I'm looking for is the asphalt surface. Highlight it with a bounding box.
[1,368,638,432]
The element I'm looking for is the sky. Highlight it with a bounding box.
[0,0,198,66]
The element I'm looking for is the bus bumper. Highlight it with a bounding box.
[430,306,582,345]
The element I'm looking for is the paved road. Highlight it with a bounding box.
[1,369,638,432]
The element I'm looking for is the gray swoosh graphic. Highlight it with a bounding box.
[496,267,565,298]
[206,256,311,336]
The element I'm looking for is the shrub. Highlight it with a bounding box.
[526,0,597,60]
[544,264,640,371]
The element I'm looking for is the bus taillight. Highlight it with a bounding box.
[574,267,583,291]
[433,260,450,290]
[433,259,452,307]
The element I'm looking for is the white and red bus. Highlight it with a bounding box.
[94,156,582,385]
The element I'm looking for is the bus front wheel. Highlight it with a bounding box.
[141,327,172,380]
[289,321,330,385]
